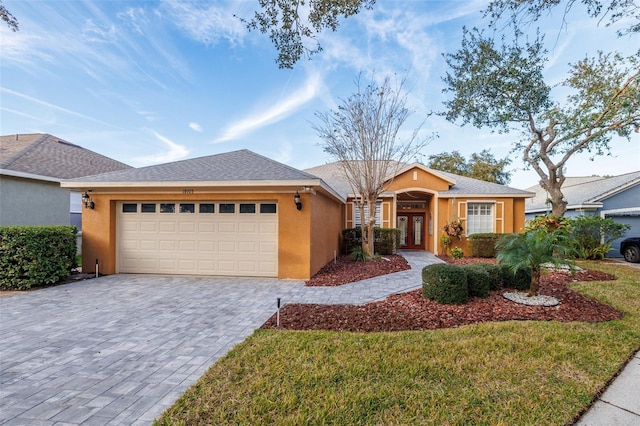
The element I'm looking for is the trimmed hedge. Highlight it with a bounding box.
[0,226,77,290]
[342,227,400,255]
[468,233,505,258]
[473,263,503,290]
[462,264,491,298]
[422,264,468,305]
[500,265,532,291]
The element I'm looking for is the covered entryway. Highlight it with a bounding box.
[396,191,433,251]
[117,201,278,277]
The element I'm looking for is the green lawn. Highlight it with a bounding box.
[155,261,640,426]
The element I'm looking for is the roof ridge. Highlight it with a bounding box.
[0,133,49,168]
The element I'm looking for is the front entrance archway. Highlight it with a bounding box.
[398,213,425,250]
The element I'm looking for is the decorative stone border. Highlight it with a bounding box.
[503,291,560,307]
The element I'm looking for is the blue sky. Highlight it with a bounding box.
[1,0,638,189]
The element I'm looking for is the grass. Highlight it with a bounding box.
[155,261,640,426]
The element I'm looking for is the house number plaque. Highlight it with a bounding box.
[183,189,194,194]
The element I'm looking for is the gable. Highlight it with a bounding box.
[387,165,453,192]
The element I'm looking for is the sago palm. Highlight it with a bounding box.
[496,228,576,297]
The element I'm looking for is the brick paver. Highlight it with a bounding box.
[0,252,441,425]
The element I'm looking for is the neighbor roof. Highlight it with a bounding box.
[0,133,131,180]
[306,161,533,199]
[525,171,640,212]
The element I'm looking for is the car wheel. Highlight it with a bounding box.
[623,244,640,263]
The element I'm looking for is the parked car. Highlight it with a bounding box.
[620,237,640,263]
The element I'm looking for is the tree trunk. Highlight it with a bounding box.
[528,267,541,297]
[363,199,376,258]
[539,173,567,217]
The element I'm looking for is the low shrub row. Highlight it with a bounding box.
[422,262,531,304]
[0,226,77,290]
[342,227,400,255]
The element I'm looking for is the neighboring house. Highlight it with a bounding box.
[0,133,131,229]
[62,149,533,280]
[525,171,640,257]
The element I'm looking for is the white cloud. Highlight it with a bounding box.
[215,71,323,142]
[161,0,247,46]
[133,131,189,165]
[0,87,121,129]
[189,122,203,132]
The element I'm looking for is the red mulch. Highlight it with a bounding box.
[305,255,410,286]
[263,256,622,332]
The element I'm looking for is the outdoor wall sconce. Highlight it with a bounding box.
[294,192,302,210]
[82,191,95,209]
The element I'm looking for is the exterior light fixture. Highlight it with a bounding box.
[82,191,95,209]
[294,192,302,210]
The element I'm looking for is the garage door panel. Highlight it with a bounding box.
[118,201,277,276]
[218,222,236,233]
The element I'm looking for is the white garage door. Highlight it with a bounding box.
[117,201,278,277]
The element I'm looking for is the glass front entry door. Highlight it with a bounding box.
[398,213,425,250]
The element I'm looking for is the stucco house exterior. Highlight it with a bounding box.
[62,149,533,280]
[525,171,640,257]
[0,133,131,228]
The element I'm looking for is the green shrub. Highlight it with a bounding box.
[349,246,370,262]
[0,226,77,290]
[342,227,400,255]
[473,262,503,290]
[422,264,468,304]
[462,264,491,298]
[450,247,464,259]
[499,265,532,291]
[468,233,503,258]
[567,215,630,260]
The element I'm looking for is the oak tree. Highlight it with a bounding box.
[442,28,640,216]
[427,149,512,184]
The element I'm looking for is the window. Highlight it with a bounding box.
[239,203,256,213]
[219,203,235,213]
[199,203,215,214]
[122,203,137,213]
[467,203,494,235]
[354,201,382,227]
[260,203,277,214]
[179,203,195,213]
[160,203,175,213]
[141,203,156,213]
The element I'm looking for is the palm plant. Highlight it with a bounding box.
[496,228,576,297]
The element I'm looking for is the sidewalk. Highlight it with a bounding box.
[575,350,640,425]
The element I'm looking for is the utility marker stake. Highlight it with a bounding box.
[277,298,281,328]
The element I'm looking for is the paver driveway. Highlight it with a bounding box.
[0,252,440,425]
[0,275,304,425]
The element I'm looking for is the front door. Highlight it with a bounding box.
[398,213,425,250]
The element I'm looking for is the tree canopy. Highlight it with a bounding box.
[244,0,374,68]
[427,149,512,185]
[1,0,19,32]
[485,0,640,36]
[442,28,640,216]
[244,1,637,68]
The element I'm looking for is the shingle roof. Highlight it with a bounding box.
[435,170,534,197]
[305,161,533,198]
[66,149,321,183]
[0,133,131,179]
[525,171,640,212]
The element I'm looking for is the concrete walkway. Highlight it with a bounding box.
[1,251,636,425]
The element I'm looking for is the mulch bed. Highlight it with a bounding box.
[263,256,622,332]
[305,255,410,286]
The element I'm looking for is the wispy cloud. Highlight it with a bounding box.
[189,122,203,132]
[0,87,121,129]
[161,0,247,46]
[133,131,189,165]
[215,72,323,142]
